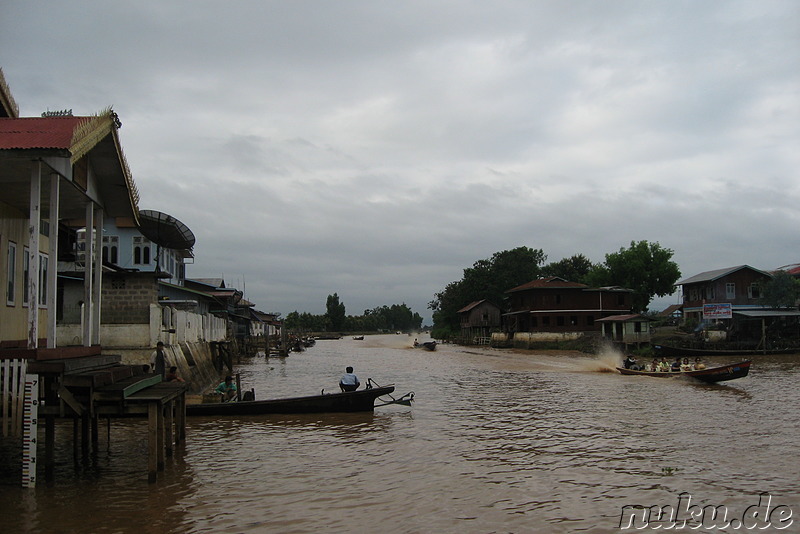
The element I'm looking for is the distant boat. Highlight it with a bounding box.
[413,341,437,351]
[187,386,400,416]
[616,360,751,383]
[353,335,364,340]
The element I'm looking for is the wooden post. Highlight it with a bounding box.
[157,402,165,472]
[81,413,90,460]
[148,402,158,483]
[72,417,80,462]
[91,414,99,449]
[164,402,174,458]
[280,326,288,357]
[45,415,55,483]
[175,390,186,444]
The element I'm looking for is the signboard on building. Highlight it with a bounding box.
[703,303,732,319]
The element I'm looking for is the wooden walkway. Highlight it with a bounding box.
[0,349,190,485]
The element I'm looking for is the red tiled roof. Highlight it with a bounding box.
[506,276,588,293]
[0,116,89,150]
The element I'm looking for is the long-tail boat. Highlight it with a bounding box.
[616,360,751,383]
[187,385,413,416]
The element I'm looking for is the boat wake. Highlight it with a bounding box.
[582,345,625,373]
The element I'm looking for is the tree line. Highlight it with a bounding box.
[284,292,424,333]
[428,241,682,338]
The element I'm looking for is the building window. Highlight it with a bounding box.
[726,283,735,299]
[542,316,550,326]
[39,254,48,307]
[634,321,642,333]
[557,316,565,326]
[133,236,152,265]
[102,235,119,265]
[748,283,761,299]
[23,246,30,306]
[570,315,578,326]
[705,286,715,299]
[6,241,16,305]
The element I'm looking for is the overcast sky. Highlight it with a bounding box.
[2,1,798,323]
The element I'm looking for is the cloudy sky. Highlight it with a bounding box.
[2,1,798,323]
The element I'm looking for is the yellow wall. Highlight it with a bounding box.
[1,201,50,344]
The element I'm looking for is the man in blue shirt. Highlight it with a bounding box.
[339,366,360,392]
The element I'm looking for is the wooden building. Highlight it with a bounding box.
[678,265,773,324]
[457,300,501,344]
[596,313,653,349]
[504,276,633,335]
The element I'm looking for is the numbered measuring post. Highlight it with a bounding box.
[22,373,39,488]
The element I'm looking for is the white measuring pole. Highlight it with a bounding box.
[22,374,39,488]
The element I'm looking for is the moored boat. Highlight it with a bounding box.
[616,360,751,383]
[187,385,404,416]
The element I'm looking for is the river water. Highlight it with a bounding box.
[1,335,798,533]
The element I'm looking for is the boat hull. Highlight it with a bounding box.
[187,386,395,416]
[616,361,751,383]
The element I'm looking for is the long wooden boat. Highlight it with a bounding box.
[414,341,437,351]
[187,385,396,416]
[616,360,751,383]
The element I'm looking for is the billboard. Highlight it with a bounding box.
[703,303,732,319]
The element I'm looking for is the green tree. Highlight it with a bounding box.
[762,271,800,308]
[541,254,596,283]
[585,240,681,313]
[284,310,300,331]
[430,246,547,336]
[325,293,346,331]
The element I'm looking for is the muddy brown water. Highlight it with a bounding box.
[1,335,798,533]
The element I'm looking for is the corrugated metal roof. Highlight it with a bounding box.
[676,265,772,285]
[457,300,485,313]
[0,116,88,150]
[734,309,800,318]
[596,314,651,322]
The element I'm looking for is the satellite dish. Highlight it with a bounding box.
[138,210,195,250]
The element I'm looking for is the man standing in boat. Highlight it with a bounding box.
[340,366,360,392]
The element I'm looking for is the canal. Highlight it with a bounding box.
[1,334,798,532]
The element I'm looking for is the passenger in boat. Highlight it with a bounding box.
[658,358,671,372]
[339,366,360,392]
[166,366,184,382]
[215,375,238,401]
[680,357,692,371]
[651,358,661,372]
[623,355,641,370]
[694,357,706,370]
[671,357,683,372]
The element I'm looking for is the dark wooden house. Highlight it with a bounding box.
[504,277,632,334]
